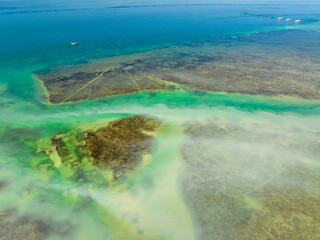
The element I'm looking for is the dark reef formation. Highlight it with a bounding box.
[36,65,176,103]
[84,116,160,180]
[36,29,320,103]
[39,116,160,182]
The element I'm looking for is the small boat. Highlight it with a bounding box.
[270,17,275,19]
[71,42,78,46]
[295,20,301,23]
[286,18,292,21]
[244,12,248,14]
[263,16,268,18]
[256,14,260,16]
[278,17,283,20]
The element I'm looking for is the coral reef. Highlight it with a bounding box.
[84,116,160,180]
[38,116,160,182]
[36,29,320,103]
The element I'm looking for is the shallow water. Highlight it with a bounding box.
[0,1,320,239]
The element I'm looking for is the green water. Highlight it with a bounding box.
[1,1,320,239]
[1,80,320,239]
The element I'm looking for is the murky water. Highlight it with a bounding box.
[0,1,320,239]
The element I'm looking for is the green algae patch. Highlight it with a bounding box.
[84,116,160,180]
[36,116,160,184]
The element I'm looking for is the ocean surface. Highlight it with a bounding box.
[0,1,320,239]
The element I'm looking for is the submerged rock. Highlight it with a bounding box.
[39,116,160,182]
[84,116,160,180]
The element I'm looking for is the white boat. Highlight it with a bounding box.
[295,20,301,23]
[286,18,292,21]
[278,17,283,20]
[71,42,78,46]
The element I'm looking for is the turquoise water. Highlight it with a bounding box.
[0,1,320,239]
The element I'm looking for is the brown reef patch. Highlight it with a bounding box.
[84,115,160,180]
[38,116,160,182]
[35,63,176,103]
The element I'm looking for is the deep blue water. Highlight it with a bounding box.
[1,0,320,65]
